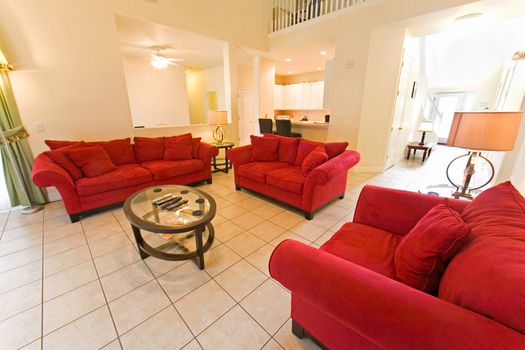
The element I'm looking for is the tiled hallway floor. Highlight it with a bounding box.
[0,145,466,350]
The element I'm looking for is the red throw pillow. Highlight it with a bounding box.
[295,139,323,165]
[325,142,348,159]
[133,137,165,162]
[395,202,471,294]
[164,134,193,160]
[250,135,280,161]
[44,142,86,180]
[65,145,117,177]
[93,138,135,165]
[192,137,201,159]
[45,139,80,150]
[301,146,328,176]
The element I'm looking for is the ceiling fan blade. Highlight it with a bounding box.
[166,58,184,62]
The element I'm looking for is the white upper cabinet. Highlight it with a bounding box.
[275,81,325,110]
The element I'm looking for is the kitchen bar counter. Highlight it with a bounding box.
[290,120,329,142]
[291,120,329,127]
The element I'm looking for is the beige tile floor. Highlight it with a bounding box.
[0,145,465,350]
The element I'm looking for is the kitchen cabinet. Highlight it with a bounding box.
[274,81,325,110]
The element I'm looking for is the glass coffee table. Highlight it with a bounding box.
[123,185,216,269]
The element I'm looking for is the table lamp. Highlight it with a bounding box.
[446,111,522,199]
[0,125,43,214]
[418,121,433,145]
[209,110,228,144]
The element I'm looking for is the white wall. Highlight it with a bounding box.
[121,57,190,127]
[186,65,227,125]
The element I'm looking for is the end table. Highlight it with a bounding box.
[211,142,234,173]
[406,142,434,163]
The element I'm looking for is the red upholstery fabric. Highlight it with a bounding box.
[263,134,300,163]
[301,147,328,176]
[353,185,469,236]
[266,166,305,194]
[439,182,525,333]
[65,145,117,178]
[75,164,152,197]
[320,222,401,278]
[164,134,193,160]
[270,239,525,350]
[192,137,201,159]
[227,145,252,167]
[44,142,85,180]
[133,137,165,162]
[250,135,280,161]
[395,203,470,293]
[295,139,322,165]
[325,142,348,159]
[140,159,205,181]
[45,139,80,150]
[237,162,290,184]
[93,138,136,165]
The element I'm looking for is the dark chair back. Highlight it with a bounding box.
[258,118,273,134]
[275,119,292,137]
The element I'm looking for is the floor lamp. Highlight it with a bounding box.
[0,125,43,214]
[446,111,522,199]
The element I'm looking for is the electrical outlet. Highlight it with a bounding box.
[35,122,45,132]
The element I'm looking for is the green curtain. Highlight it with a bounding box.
[0,50,47,207]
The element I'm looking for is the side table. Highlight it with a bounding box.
[406,142,434,163]
[211,142,234,173]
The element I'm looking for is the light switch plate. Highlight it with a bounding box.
[36,122,45,132]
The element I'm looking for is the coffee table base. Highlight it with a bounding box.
[131,223,215,270]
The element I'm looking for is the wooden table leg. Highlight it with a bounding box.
[132,225,149,260]
[194,227,205,270]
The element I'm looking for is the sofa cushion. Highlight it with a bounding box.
[266,166,305,194]
[301,146,328,176]
[251,135,280,161]
[45,139,80,150]
[75,164,152,196]
[93,138,136,165]
[140,159,205,181]
[44,142,86,180]
[164,134,193,161]
[192,137,201,159]
[237,162,290,184]
[321,222,402,279]
[264,134,300,164]
[395,202,470,294]
[325,142,348,159]
[295,139,323,165]
[133,137,165,162]
[65,145,117,178]
[439,182,525,333]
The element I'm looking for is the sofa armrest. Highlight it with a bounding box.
[227,145,252,167]
[306,150,360,186]
[32,154,80,214]
[353,185,470,236]
[198,142,219,165]
[270,240,525,350]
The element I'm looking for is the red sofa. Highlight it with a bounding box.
[32,136,218,222]
[227,135,360,219]
[270,183,525,349]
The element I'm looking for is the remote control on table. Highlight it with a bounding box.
[167,200,188,211]
[153,194,173,206]
[160,197,182,209]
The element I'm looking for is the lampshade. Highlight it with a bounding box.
[447,112,522,151]
[418,122,433,132]
[209,110,228,125]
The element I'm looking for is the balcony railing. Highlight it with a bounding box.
[270,0,367,33]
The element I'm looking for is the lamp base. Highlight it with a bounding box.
[213,125,225,144]
[446,151,495,200]
[20,204,44,215]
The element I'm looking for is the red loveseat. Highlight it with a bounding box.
[227,135,360,219]
[270,183,525,349]
[32,136,218,222]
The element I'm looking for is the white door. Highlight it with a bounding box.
[386,52,413,169]
[237,89,253,146]
[431,92,477,143]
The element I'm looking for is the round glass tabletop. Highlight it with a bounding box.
[124,185,216,233]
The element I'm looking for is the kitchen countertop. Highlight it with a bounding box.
[290,120,329,127]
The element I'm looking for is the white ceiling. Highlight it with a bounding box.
[115,14,224,70]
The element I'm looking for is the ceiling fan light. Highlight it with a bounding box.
[151,56,169,69]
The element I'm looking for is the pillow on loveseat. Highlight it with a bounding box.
[251,135,280,161]
[395,201,470,294]
[65,145,117,178]
[263,134,300,164]
[295,139,323,165]
[301,146,328,176]
[44,142,86,180]
[133,137,165,162]
[44,139,81,150]
[92,138,136,165]
[164,133,193,160]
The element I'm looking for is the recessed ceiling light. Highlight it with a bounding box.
[320,51,328,56]
[285,58,292,62]
[316,66,322,70]
[288,71,293,74]
[455,13,483,22]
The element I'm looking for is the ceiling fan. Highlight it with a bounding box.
[150,48,184,69]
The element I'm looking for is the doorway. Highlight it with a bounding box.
[429,92,477,143]
[237,89,254,146]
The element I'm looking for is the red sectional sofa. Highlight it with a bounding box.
[270,182,525,349]
[32,135,218,222]
[227,135,360,219]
